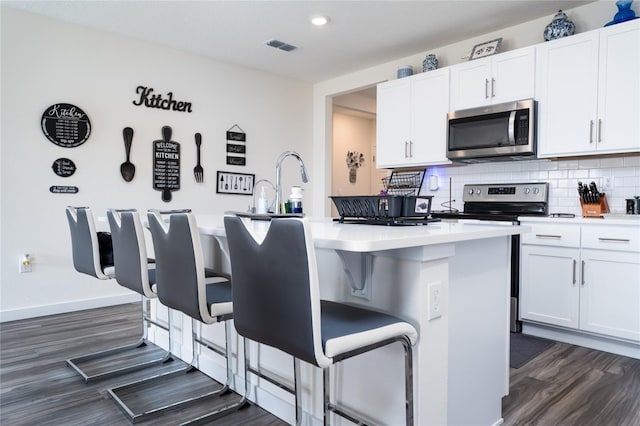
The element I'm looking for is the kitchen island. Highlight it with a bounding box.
[150,216,528,425]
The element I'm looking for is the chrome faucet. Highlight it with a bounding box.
[275,151,309,214]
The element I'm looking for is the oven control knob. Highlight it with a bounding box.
[524,188,531,194]
[475,189,481,195]
[468,188,475,195]
[533,187,540,194]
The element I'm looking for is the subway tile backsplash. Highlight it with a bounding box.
[423,154,640,215]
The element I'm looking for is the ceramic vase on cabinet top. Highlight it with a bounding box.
[605,0,639,26]
[422,54,438,72]
[544,10,576,41]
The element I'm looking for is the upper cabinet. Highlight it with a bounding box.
[450,47,536,111]
[536,20,640,157]
[377,68,451,168]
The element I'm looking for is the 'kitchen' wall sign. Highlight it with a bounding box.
[132,85,193,113]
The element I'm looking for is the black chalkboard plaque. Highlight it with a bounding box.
[50,185,79,194]
[226,131,246,142]
[51,158,76,177]
[41,103,91,148]
[153,126,180,202]
[226,126,246,166]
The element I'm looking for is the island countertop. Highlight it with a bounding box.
[196,215,529,252]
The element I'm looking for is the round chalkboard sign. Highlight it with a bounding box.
[51,158,76,177]
[41,103,91,148]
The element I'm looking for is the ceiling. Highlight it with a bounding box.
[6,0,596,83]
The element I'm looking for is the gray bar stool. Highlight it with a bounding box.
[224,215,418,426]
[65,207,172,382]
[65,206,114,280]
[107,210,248,424]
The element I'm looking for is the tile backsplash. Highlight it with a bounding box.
[423,154,640,215]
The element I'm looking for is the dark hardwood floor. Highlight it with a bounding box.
[1,303,639,425]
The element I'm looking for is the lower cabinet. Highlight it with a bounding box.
[520,222,640,343]
[580,249,640,341]
[520,245,579,329]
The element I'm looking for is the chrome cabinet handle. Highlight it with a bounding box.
[535,234,562,239]
[404,141,408,158]
[598,119,603,143]
[485,79,490,99]
[573,259,577,285]
[589,120,594,144]
[409,141,413,158]
[491,78,496,98]
[598,237,630,243]
[581,260,586,286]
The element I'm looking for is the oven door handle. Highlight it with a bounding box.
[508,111,516,145]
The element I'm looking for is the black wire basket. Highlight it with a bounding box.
[381,171,424,196]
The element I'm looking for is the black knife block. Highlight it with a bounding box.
[581,194,609,217]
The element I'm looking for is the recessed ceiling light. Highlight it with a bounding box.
[310,15,329,26]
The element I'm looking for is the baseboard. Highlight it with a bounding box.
[0,293,140,323]
[522,322,640,360]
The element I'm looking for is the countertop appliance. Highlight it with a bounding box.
[627,196,640,214]
[447,99,537,162]
[431,182,549,332]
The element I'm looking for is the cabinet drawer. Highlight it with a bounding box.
[582,225,640,252]
[521,224,581,247]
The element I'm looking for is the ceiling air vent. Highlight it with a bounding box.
[265,39,298,52]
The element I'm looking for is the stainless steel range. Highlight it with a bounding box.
[432,182,549,332]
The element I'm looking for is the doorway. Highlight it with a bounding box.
[331,87,387,216]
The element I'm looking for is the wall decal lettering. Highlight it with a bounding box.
[133,86,192,113]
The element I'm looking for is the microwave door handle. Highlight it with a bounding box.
[508,111,516,144]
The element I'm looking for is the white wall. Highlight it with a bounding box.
[311,0,640,217]
[0,6,313,321]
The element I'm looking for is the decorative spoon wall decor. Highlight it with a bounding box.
[120,127,136,182]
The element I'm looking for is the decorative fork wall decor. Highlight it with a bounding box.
[194,133,204,183]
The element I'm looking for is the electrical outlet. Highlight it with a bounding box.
[19,254,32,273]
[428,281,442,320]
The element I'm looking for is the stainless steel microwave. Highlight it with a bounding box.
[447,99,537,162]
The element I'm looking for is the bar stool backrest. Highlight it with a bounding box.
[147,210,214,324]
[224,216,330,368]
[65,206,112,280]
[107,209,156,299]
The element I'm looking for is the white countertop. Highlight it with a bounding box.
[197,215,527,252]
[519,214,640,226]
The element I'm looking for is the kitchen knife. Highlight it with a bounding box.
[590,181,600,203]
[578,182,586,203]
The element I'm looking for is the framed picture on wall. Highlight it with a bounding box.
[469,38,503,60]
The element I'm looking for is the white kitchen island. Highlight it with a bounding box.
[150,216,528,425]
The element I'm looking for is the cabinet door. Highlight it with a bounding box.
[409,69,451,166]
[536,32,599,157]
[580,249,640,342]
[597,20,640,154]
[520,245,580,328]
[450,57,491,110]
[491,47,535,105]
[376,79,411,168]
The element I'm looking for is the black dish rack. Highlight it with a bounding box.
[330,194,440,226]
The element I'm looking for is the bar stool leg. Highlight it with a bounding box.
[294,358,303,426]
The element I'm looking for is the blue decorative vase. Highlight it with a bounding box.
[605,0,639,26]
[544,10,576,41]
[422,54,438,72]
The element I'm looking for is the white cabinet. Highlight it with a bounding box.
[520,225,581,329]
[580,225,640,341]
[520,221,640,342]
[450,47,535,111]
[376,68,451,168]
[536,20,640,157]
